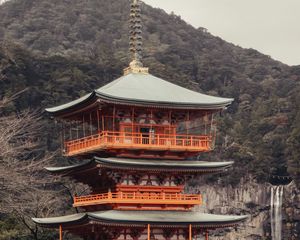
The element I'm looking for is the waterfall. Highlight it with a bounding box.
[270,185,284,240]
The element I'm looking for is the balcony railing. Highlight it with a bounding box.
[73,191,202,209]
[64,131,212,156]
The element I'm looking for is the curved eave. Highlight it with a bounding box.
[32,210,248,229]
[94,157,233,173]
[45,158,233,175]
[32,213,87,228]
[45,160,96,174]
[45,92,232,117]
[45,91,98,117]
[95,91,233,110]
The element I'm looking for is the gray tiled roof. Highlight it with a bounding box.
[45,157,233,173]
[46,73,233,113]
[32,210,248,227]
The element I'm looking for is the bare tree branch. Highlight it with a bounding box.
[0,94,64,239]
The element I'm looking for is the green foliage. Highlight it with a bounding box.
[0,0,299,186]
[0,0,299,237]
[0,217,19,240]
[286,95,300,188]
[0,216,57,240]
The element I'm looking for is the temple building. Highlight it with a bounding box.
[32,0,247,239]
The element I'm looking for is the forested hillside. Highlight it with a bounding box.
[0,0,299,238]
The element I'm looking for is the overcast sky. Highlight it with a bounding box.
[143,0,300,66]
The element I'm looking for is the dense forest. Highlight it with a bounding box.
[0,0,299,239]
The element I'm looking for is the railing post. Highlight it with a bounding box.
[147,224,150,240]
[59,225,63,240]
[189,224,192,240]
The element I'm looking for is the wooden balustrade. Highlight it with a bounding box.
[64,131,212,156]
[73,191,202,209]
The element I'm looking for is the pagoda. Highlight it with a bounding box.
[33,1,247,239]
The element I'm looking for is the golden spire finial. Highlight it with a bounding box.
[124,0,148,75]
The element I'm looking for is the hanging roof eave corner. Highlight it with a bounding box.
[44,91,98,116]
[44,160,96,174]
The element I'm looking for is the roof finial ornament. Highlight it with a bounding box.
[124,0,149,75]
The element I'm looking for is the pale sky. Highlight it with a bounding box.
[143,0,300,66]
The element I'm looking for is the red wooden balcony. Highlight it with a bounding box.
[64,131,212,156]
[73,191,202,210]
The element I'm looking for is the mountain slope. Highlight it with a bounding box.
[0,0,299,186]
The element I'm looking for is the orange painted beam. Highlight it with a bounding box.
[116,184,184,193]
[113,206,192,211]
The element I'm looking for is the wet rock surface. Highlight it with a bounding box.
[187,177,300,239]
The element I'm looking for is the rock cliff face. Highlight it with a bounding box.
[187,177,300,239]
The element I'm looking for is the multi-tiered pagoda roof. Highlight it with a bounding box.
[33,72,247,238]
[33,1,247,239]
